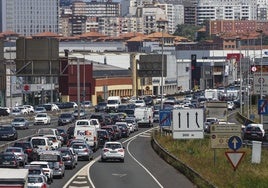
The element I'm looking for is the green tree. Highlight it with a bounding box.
[173,24,203,41]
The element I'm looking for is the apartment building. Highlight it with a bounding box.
[0,0,59,36]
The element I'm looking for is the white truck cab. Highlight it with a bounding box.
[107,96,121,112]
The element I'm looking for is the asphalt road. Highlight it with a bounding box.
[89,128,195,188]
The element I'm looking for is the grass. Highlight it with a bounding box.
[155,133,268,188]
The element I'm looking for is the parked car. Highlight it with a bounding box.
[0,152,20,168]
[27,174,49,188]
[97,129,111,148]
[58,112,75,126]
[101,141,125,162]
[11,117,30,129]
[0,125,18,141]
[13,141,38,162]
[58,147,78,169]
[71,142,93,161]
[94,102,108,112]
[243,123,265,141]
[4,147,28,166]
[34,113,51,125]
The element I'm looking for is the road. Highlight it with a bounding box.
[88,128,194,188]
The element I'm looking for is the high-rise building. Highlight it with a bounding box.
[1,0,59,36]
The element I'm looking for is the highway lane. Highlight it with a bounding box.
[89,128,195,188]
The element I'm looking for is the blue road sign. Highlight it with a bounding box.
[258,99,268,115]
[228,136,242,151]
[159,110,171,127]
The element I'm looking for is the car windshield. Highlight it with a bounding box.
[105,143,122,149]
[60,114,72,118]
[0,154,15,160]
[6,148,21,152]
[60,150,71,156]
[31,139,46,145]
[72,144,86,149]
[28,176,44,183]
[36,114,46,117]
[13,118,25,122]
[14,143,31,149]
[0,127,12,131]
[108,100,118,104]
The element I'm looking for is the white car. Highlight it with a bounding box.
[27,174,49,188]
[34,113,51,125]
[134,100,146,107]
[23,105,35,113]
[17,106,29,114]
[43,134,61,149]
[30,161,53,184]
[101,141,125,162]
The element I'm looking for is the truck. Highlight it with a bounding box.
[0,169,28,188]
[204,89,219,101]
[134,106,153,127]
[205,101,228,122]
[73,119,98,151]
[107,96,121,112]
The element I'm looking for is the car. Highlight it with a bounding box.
[71,142,93,161]
[94,102,108,112]
[30,161,53,184]
[143,95,154,106]
[34,106,47,113]
[0,107,9,116]
[25,164,48,182]
[125,116,138,131]
[115,122,130,138]
[11,117,30,129]
[0,152,20,168]
[0,125,18,141]
[227,101,235,110]
[81,100,93,108]
[37,150,65,179]
[58,147,78,169]
[111,125,122,140]
[43,135,62,149]
[67,126,75,139]
[73,109,87,119]
[23,105,35,113]
[58,112,75,126]
[57,128,69,145]
[89,113,107,126]
[34,113,51,125]
[124,109,135,117]
[67,138,87,148]
[243,123,265,141]
[101,125,117,141]
[135,100,146,107]
[153,110,160,123]
[30,136,53,151]
[13,141,38,162]
[4,147,28,166]
[101,141,125,162]
[27,174,49,188]
[10,108,23,116]
[16,106,29,114]
[97,129,111,148]
[117,104,128,112]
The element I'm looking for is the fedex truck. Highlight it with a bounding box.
[74,119,98,151]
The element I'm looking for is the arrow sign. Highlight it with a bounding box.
[228,136,242,151]
[225,151,245,171]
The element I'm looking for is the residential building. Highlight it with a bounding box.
[0,0,59,36]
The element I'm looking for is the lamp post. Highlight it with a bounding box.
[158,25,165,110]
[256,29,263,124]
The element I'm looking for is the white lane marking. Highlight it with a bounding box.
[112,173,127,177]
[68,186,90,188]
[126,134,164,188]
[72,181,88,184]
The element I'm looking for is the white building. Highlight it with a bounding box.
[1,0,59,36]
[196,0,267,25]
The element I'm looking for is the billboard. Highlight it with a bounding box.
[15,38,59,76]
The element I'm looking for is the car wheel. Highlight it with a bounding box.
[121,158,124,163]
[101,157,106,162]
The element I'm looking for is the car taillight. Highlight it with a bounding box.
[59,161,64,166]
[84,149,88,152]
[25,149,32,154]
[44,169,49,173]
[103,149,109,152]
[118,149,124,152]
[94,136,97,141]
[41,184,47,188]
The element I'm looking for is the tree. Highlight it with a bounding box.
[173,24,203,41]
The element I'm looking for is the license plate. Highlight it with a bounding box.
[110,151,117,153]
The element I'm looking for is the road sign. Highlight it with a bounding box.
[225,151,245,171]
[253,72,268,94]
[172,109,204,139]
[228,136,242,151]
[258,99,268,115]
[210,124,241,149]
[159,110,172,127]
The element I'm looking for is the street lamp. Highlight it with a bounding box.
[256,29,263,124]
[157,25,165,110]
[236,37,243,114]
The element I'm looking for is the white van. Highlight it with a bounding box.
[74,119,98,151]
[134,107,153,127]
[107,96,121,112]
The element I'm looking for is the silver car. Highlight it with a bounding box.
[101,142,125,162]
[4,147,28,166]
[11,117,30,130]
[71,143,93,161]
